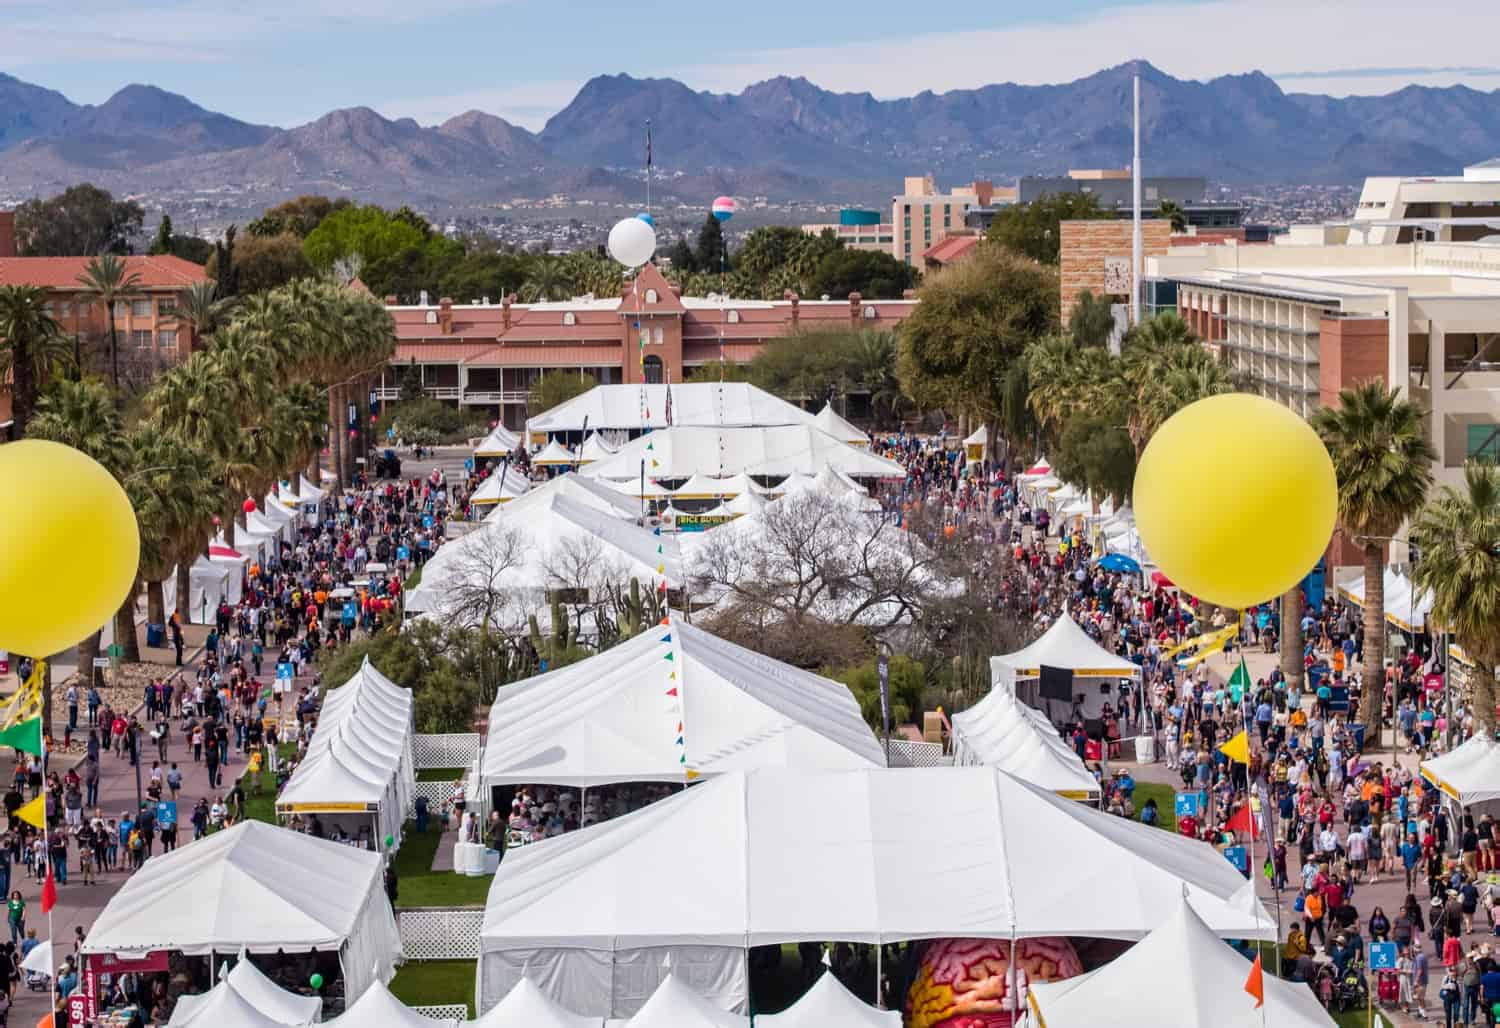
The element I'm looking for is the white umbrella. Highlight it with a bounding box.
[21,940,52,976]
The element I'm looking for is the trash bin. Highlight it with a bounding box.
[145,623,165,647]
[1134,735,1156,764]
[1350,723,1367,753]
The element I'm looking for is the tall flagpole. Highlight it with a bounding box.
[1131,69,1142,327]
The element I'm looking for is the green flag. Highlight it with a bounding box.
[1228,657,1252,702]
[0,716,43,756]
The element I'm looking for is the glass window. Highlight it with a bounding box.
[158,329,179,350]
[113,300,128,318]
[58,301,72,317]
[1468,424,1500,461]
[158,298,177,316]
[652,327,664,345]
[131,299,152,317]
[132,329,152,349]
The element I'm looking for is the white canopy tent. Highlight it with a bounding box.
[710,473,772,497]
[672,473,734,500]
[169,957,323,1028]
[470,466,532,507]
[477,768,1273,1017]
[275,658,416,852]
[533,439,579,467]
[216,528,275,567]
[578,433,619,464]
[247,508,295,546]
[479,621,884,789]
[756,970,899,1028]
[579,426,904,482]
[776,465,881,512]
[614,975,748,1028]
[991,614,1141,721]
[951,687,1102,801]
[82,822,402,1002]
[263,492,304,531]
[1383,573,1434,633]
[722,490,767,516]
[475,979,603,1028]
[1028,898,1331,1028]
[475,424,522,459]
[166,976,306,1028]
[164,548,248,624]
[328,980,458,1028]
[526,383,817,436]
[1336,566,1407,610]
[1421,734,1500,806]
[812,404,867,447]
[483,475,641,523]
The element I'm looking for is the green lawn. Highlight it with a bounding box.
[416,767,465,782]
[239,744,298,825]
[391,820,492,908]
[1132,781,1177,832]
[389,960,475,1017]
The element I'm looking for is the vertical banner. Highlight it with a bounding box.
[877,654,891,738]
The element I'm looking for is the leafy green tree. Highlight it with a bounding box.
[684,361,754,384]
[1053,408,1135,506]
[695,214,727,274]
[1157,199,1188,233]
[987,192,1107,264]
[1411,464,1500,734]
[437,252,531,303]
[0,285,70,434]
[303,205,449,270]
[528,372,596,415]
[148,216,175,256]
[211,232,311,295]
[1068,289,1116,348]
[807,248,917,300]
[75,254,143,392]
[13,184,144,256]
[170,281,234,346]
[897,246,1059,431]
[1311,383,1435,729]
[665,237,697,275]
[520,259,572,302]
[246,196,351,238]
[824,655,927,730]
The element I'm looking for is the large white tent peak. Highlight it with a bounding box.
[480,620,884,788]
[579,426,903,482]
[991,614,1140,681]
[476,978,602,1028]
[483,473,642,522]
[475,424,521,458]
[166,973,307,1028]
[1028,898,1333,1027]
[621,975,747,1028]
[951,686,1102,800]
[812,404,867,446]
[532,438,578,466]
[1421,734,1500,805]
[329,980,457,1028]
[169,958,322,1028]
[756,970,898,1028]
[470,465,532,506]
[527,383,817,435]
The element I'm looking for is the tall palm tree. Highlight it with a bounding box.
[1281,586,1304,693]
[123,428,220,628]
[1311,382,1435,731]
[520,260,570,302]
[29,378,131,667]
[1157,199,1188,233]
[76,254,143,393]
[848,330,904,427]
[171,280,234,351]
[1411,463,1500,735]
[1024,334,1089,440]
[0,286,71,434]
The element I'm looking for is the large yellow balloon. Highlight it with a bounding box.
[0,440,140,657]
[1134,393,1336,609]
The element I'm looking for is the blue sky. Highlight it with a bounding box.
[6,0,1500,130]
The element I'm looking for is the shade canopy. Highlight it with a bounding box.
[578,433,619,463]
[168,958,322,1028]
[755,970,899,1028]
[166,976,305,1028]
[475,424,521,458]
[83,821,402,1000]
[327,980,458,1028]
[527,383,816,435]
[991,614,1141,681]
[19,940,51,976]
[963,424,989,447]
[1336,566,1406,610]
[478,768,1273,1015]
[951,687,1102,800]
[485,474,641,522]
[813,404,867,447]
[533,439,579,466]
[470,465,532,506]
[475,978,602,1028]
[618,975,747,1028]
[163,551,246,625]
[1421,734,1500,805]
[579,426,903,482]
[480,621,884,789]
[1028,898,1332,1028]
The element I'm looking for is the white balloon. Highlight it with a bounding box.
[607,217,656,268]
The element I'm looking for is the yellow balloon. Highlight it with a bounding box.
[1133,393,1335,610]
[0,440,140,657]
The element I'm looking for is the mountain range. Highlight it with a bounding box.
[2,61,1499,209]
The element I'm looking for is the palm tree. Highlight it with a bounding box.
[171,280,234,350]
[1024,335,1088,439]
[75,254,143,393]
[1281,586,1304,693]
[848,331,904,427]
[1311,382,1435,731]
[1410,463,1500,735]
[1157,199,1188,233]
[29,378,131,667]
[520,260,570,302]
[123,428,220,629]
[0,286,71,434]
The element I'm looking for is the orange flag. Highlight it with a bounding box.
[1244,952,1264,1008]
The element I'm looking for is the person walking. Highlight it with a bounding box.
[170,615,185,667]
[6,892,22,946]
[1441,967,1462,1028]
[205,739,221,790]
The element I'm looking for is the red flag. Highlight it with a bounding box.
[40,866,56,913]
[1244,952,1264,1008]
[1225,804,1261,838]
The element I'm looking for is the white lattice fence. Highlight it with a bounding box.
[399,908,485,960]
[405,780,462,819]
[413,733,481,769]
[887,740,951,767]
[411,1005,469,1021]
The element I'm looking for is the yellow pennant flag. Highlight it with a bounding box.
[1219,729,1251,765]
[16,794,44,831]
[685,769,701,782]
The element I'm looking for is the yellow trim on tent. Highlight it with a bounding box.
[275,802,376,813]
[1014,667,1139,678]
[1419,765,1463,801]
[1055,789,1100,801]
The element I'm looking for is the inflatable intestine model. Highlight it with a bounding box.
[907,936,1084,1028]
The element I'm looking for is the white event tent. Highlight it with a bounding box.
[1421,734,1500,807]
[479,621,883,790]
[247,507,295,546]
[275,658,416,851]
[169,957,323,1028]
[756,970,898,1028]
[950,686,1102,801]
[216,527,276,567]
[812,404,867,447]
[579,426,903,482]
[614,975,748,1028]
[476,768,1273,1017]
[527,383,816,436]
[82,822,402,1002]
[484,474,642,523]
[533,439,579,467]
[475,424,521,459]
[327,980,458,1028]
[164,546,248,624]
[578,433,618,463]
[470,466,532,507]
[165,976,301,1028]
[1028,898,1331,1028]
[476,978,603,1028]
[991,614,1141,721]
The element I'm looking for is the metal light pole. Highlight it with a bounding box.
[1131,71,1142,327]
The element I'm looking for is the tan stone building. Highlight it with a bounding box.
[1058,219,1173,323]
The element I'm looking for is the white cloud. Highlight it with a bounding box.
[378,80,585,130]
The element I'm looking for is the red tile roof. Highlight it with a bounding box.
[0,254,208,290]
[392,342,498,364]
[467,343,621,367]
[921,234,981,265]
[617,264,685,315]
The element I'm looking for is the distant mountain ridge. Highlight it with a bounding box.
[3,62,1500,207]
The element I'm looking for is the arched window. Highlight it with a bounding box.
[727,310,740,323]
[863,305,877,319]
[653,327,664,345]
[563,312,576,326]
[645,288,659,304]
[643,355,664,384]
[425,310,438,324]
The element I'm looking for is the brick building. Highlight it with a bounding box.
[1058,219,1173,323]
[384,262,917,428]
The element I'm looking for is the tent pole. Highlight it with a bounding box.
[874,940,883,1009]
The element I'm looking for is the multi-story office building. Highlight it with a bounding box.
[800,209,894,253]
[891,177,1013,266]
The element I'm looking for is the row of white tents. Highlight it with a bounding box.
[275,658,417,851]
[1337,565,1435,632]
